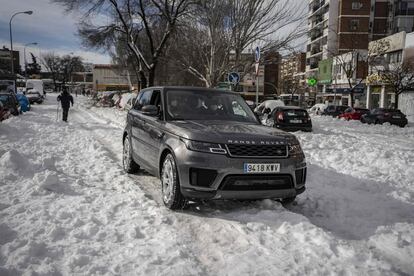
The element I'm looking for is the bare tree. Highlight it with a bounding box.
[53,0,195,87]
[368,58,414,109]
[59,55,84,85]
[41,52,61,89]
[332,50,369,107]
[173,0,306,87]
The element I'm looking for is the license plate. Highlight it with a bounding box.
[244,163,280,173]
[290,119,302,124]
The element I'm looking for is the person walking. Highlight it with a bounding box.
[57,88,74,122]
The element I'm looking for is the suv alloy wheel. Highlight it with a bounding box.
[161,154,186,210]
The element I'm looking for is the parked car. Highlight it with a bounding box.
[254,100,285,115]
[308,103,327,115]
[361,108,408,127]
[0,101,11,121]
[245,100,256,111]
[264,106,312,132]
[0,92,20,116]
[338,107,369,121]
[123,87,307,209]
[16,93,31,112]
[322,105,349,117]
[26,90,44,104]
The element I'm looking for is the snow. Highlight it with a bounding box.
[1,95,414,275]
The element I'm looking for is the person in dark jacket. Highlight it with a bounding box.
[57,88,74,122]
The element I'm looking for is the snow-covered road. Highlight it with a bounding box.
[1,95,414,275]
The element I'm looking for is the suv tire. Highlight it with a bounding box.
[123,135,140,173]
[161,153,186,210]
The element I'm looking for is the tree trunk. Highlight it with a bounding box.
[395,92,399,109]
[140,71,147,89]
[350,91,354,107]
[148,68,155,87]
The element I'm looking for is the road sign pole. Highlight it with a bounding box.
[254,47,260,105]
[256,74,259,105]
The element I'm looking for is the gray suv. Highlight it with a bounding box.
[123,87,307,209]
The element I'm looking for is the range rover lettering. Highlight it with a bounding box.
[123,87,307,209]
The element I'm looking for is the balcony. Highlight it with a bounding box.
[310,30,323,41]
[311,47,323,55]
[310,0,326,13]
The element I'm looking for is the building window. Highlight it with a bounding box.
[350,19,360,31]
[352,2,363,10]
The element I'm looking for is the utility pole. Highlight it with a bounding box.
[9,11,33,92]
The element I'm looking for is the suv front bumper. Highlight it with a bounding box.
[173,143,307,200]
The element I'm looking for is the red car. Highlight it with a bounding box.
[338,107,369,121]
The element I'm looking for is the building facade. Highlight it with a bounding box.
[279,53,307,93]
[307,0,414,105]
[366,31,414,111]
[0,46,20,77]
[93,64,138,91]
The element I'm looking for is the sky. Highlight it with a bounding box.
[0,0,307,67]
[0,0,111,65]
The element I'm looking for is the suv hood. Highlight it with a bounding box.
[168,120,296,145]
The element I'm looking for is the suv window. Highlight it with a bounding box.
[134,90,153,111]
[134,90,161,112]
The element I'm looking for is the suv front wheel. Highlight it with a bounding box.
[161,154,186,210]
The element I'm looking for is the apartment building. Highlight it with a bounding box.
[279,53,306,92]
[306,0,339,73]
[306,0,414,76]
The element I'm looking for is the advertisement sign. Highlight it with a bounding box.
[318,58,333,85]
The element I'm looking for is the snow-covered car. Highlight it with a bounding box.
[254,100,285,114]
[0,101,11,121]
[26,90,44,104]
[254,100,285,122]
[0,92,20,116]
[119,93,137,110]
[308,103,327,115]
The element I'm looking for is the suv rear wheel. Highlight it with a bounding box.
[123,135,140,173]
[161,154,186,210]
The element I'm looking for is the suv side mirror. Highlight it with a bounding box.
[141,105,159,116]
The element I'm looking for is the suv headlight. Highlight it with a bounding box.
[289,143,303,157]
[182,139,227,154]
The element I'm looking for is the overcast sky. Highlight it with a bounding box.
[0,0,307,66]
[0,0,111,65]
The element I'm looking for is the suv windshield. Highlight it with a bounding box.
[166,89,258,123]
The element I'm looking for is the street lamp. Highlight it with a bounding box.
[9,11,33,78]
[24,42,38,86]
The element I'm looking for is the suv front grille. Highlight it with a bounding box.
[220,174,293,191]
[226,144,288,158]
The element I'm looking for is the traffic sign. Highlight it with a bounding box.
[255,46,260,63]
[228,72,240,85]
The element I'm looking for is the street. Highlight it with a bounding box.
[1,95,413,275]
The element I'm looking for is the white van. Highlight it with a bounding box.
[26,79,44,95]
